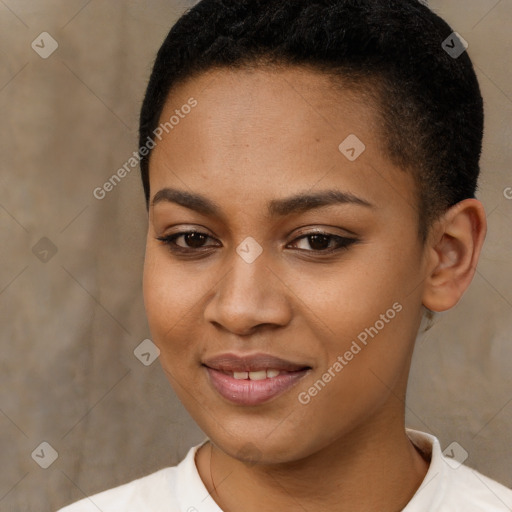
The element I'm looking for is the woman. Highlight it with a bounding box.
[59,0,512,510]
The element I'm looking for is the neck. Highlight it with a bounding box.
[195,408,429,512]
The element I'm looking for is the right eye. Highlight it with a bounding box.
[156,230,221,253]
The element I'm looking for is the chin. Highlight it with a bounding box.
[198,417,318,466]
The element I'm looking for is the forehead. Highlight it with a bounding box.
[160,65,379,141]
[149,66,416,218]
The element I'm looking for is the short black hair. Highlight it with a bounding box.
[139,0,483,242]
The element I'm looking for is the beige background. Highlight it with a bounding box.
[0,1,510,510]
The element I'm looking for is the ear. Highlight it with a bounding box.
[422,198,487,312]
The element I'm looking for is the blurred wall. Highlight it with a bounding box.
[0,1,510,510]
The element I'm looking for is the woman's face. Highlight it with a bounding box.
[143,66,430,463]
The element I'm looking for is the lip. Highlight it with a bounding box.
[203,352,310,372]
[203,352,311,406]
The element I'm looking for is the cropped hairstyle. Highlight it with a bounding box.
[139,0,484,242]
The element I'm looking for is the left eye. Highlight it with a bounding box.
[287,233,357,252]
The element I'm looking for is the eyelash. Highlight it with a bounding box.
[156,230,358,256]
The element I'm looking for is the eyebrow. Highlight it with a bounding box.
[151,187,374,217]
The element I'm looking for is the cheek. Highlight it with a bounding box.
[293,241,422,390]
[295,242,418,336]
[142,243,203,356]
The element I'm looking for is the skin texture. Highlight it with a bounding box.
[142,67,487,512]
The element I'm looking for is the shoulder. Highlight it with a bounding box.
[442,463,512,511]
[405,429,512,511]
[57,466,179,512]
[56,439,211,512]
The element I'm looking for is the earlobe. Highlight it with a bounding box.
[422,199,487,312]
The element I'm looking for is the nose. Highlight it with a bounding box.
[203,248,293,336]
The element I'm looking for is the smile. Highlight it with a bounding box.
[204,367,310,406]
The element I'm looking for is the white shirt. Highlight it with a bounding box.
[57,429,512,511]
